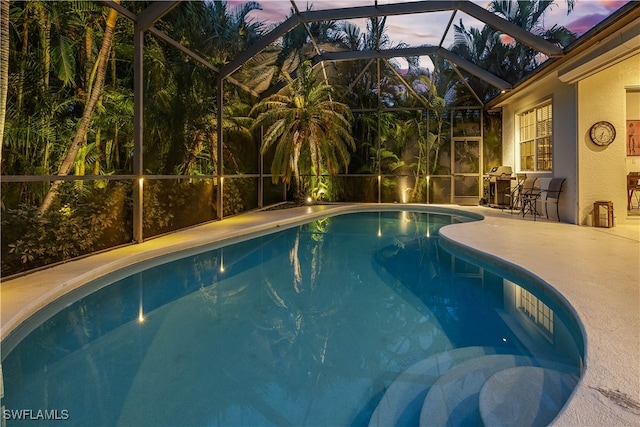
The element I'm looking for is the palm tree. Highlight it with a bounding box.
[450,20,509,102]
[3,2,127,197]
[139,0,262,176]
[0,0,9,171]
[488,0,576,75]
[168,0,262,67]
[333,17,410,109]
[267,4,343,88]
[251,61,355,199]
[38,1,121,214]
[450,0,577,103]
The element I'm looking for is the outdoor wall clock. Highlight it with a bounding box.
[589,121,616,146]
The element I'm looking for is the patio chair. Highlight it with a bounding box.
[539,178,565,221]
[502,174,527,213]
[520,178,542,219]
[515,177,538,216]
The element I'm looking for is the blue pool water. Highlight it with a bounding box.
[2,211,583,426]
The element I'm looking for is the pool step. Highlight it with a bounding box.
[478,366,578,427]
[368,346,497,427]
[419,354,579,427]
[419,354,537,426]
[370,349,579,427]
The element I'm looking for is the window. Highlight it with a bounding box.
[519,288,554,341]
[518,102,552,171]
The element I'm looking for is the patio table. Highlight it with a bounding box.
[521,191,542,220]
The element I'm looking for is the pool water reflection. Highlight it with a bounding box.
[2,211,583,426]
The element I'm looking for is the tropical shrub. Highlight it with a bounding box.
[2,182,132,276]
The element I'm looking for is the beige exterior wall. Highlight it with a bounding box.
[500,73,578,224]
[491,14,639,226]
[577,53,640,225]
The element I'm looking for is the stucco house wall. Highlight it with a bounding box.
[499,74,578,224]
[576,54,640,225]
[494,8,639,226]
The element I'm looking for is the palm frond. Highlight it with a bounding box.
[50,33,76,86]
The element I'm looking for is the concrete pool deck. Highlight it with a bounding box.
[1,203,639,426]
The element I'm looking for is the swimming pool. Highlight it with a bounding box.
[1,210,583,426]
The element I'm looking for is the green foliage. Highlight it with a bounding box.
[483,110,503,173]
[222,179,248,217]
[310,177,330,203]
[251,60,355,199]
[450,0,577,103]
[142,180,217,238]
[2,182,132,276]
[50,33,76,87]
[141,181,175,237]
[1,0,517,275]
[3,0,136,191]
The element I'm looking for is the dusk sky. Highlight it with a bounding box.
[227,0,630,49]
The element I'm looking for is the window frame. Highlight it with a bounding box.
[517,100,553,172]
[519,287,554,342]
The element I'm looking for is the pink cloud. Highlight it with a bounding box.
[386,23,440,43]
[596,0,629,11]
[552,0,628,36]
[226,0,629,47]
[244,2,292,25]
[565,13,610,35]
[499,34,515,46]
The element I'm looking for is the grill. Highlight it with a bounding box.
[486,166,513,207]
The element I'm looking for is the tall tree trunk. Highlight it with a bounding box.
[39,2,120,214]
[17,20,28,111]
[0,0,9,173]
[180,133,205,175]
[34,2,50,91]
[85,28,94,105]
